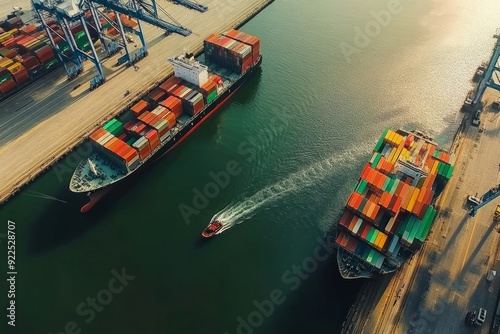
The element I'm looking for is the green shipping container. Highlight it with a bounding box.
[445,164,454,179]
[0,73,12,84]
[44,59,58,70]
[74,31,86,39]
[374,128,389,153]
[389,178,399,194]
[416,207,436,242]
[382,177,391,191]
[366,228,374,242]
[396,217,408,236]
[363,247,371,260]
[103,119,117,130]
[355,179,368,194]
[207,90,217,104]
[372,153,381,167]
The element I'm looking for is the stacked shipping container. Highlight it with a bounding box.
[0,14,103,97]
[84,29,260,176]
[89,128,140,171]
[336,128,454,274]
[204,34,253,74]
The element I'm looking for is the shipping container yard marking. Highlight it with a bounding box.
[6,220,16,327]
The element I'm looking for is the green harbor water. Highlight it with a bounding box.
[2,0,500,333]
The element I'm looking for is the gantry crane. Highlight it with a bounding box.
[31,0,193,89]
[32,0,97,81]
[472,34,500,107]
[468,183,500,217]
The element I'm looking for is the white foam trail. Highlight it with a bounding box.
[212,143,372,234]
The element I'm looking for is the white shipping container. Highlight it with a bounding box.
[152,106,166,116]
[98,133,114,145]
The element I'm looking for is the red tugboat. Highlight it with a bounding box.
[202,221,223,238]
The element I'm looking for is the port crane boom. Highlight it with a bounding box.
[88,0,191,36]
[469,184,500,217]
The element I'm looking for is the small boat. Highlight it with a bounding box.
[202,221,222,238]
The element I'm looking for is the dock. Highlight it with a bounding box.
[0,0,274,204]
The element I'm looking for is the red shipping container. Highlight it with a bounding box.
[193,99,204,115]
[145,130,159,150]
[130,100,150,116]
[0,78,16,94]
[148,88,167,105]
[136,145,151,160]
[20,24,38,35]
[124,120,137,132]
[159,75,182,92]
[12,68,29,84]
[70,23,83,35]
[4,49,18,59]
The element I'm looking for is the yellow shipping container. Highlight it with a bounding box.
[402,187,414,210]
[431,160,439,175]
[379,234,388,248]
[7,63,23,73]
[395,133,403,146]
[374,233,383,247]
[0,58,14,68]
[0,33,12,43]
[407,188,420,212]
[385,130,392,142]
[387,147,396,163]
[6,28,19,35]
[392,142,404,163]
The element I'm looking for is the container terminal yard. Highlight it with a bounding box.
[0,0,273,205]
[341,33,500,334]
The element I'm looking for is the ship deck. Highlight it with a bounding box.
[70,153,127,193]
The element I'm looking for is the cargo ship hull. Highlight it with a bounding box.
[78,56,261,213]
[334,129,454,279]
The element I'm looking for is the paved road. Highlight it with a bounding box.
[0,0,273,203]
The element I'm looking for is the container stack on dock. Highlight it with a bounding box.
[0,13,103,98]
[335,129,454,278]
[0,18,59,97]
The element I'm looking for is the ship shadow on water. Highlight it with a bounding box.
[251,244,365,333]
[26,191,101,255]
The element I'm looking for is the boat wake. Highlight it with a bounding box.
[211,143,372,234]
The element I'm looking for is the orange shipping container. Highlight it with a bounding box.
[131,100,150,116]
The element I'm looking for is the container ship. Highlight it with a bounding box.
[69,29,261,212]
[335,129,454,279]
